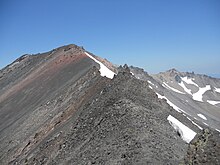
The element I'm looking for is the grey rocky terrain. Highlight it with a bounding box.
[0,44,219,164]
[184,129,220,164]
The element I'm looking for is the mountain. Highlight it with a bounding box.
[0,44,113,164]
[0,44,219,164]
[130,66,220,132]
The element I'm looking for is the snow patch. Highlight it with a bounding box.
[156,93,165,99]
[182,77,199,87]
[203,122,209,126]
[187,117,192,121]
[167,115,197,143]
[179,81,192,95]
[197,114,207,120]
[147,80,154,86]
[186,116,203,130]
[207,100,220,105]
[156,93,184,113]
[148,85,153,89]
[179,83,211,102]
[192,85,211,102]
[163,82,185,94]
[85,52,115,79]
[191,121,203,130]
[215,87,220,93]
[194,117,198,120]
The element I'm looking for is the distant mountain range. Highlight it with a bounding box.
[209,74,220,79]
[130,67,220,131]
[0,44,219,164]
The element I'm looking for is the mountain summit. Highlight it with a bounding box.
[0,44,219,164]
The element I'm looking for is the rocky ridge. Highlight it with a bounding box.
[0,44,220,164]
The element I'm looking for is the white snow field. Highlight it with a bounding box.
[215,87,220,93]
[179,81,211,102]
[167,115,197,143]
[147,80,154,86]
[163,82,185,94]
[192,85,211,102]
[207,100,220,105]
[179,81,192,95]
[85,52,115,79]
[216,129,220,133]
[181,77,199,87]
[197,114,207,120]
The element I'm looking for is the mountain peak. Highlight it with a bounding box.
[167,68,179,74]
[50,44,85,54]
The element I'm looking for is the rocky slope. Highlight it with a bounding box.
[129,66,220,164]
[130,66,220,132]
[0,44,109,164]
[0,44,219,164]
[19,66,192,164]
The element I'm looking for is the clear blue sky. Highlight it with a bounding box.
[1,0,220,76]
